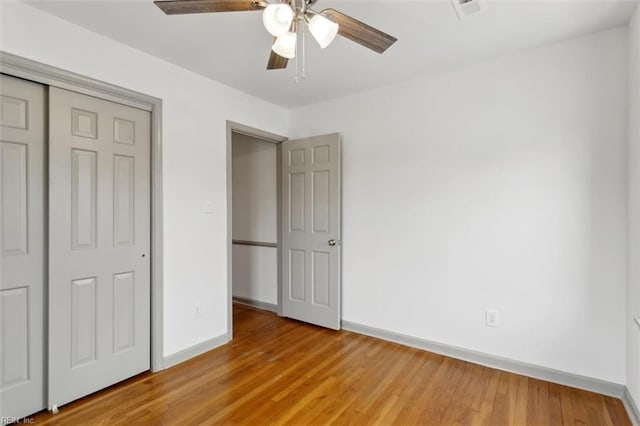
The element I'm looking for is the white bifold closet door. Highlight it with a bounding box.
[0,75,46,420]
[48,87,151,409]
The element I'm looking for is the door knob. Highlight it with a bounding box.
[328,239,336,246]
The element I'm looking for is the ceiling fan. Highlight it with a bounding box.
[154,0,398,70]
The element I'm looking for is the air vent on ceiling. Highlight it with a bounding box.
[452,0,487,20]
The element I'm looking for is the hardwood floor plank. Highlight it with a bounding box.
[438,363,480,425]
[475,368,501,425]
[417,357,469,424]
[30,304,631,425]
[367,352,430,423]
[352,347,416,415]
[512,372,530,424]
[486,372,511,425]
[527,378,552,425]
[547,383,564,426]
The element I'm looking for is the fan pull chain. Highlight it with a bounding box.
[293,0,306,83]
[294,31,299,83]
[293,0,299,83]
[294,47,297,82]
[301,20,307,80]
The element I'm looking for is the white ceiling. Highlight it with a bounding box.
[27,0,638,108]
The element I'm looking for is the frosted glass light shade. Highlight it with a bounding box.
[272,32,297,59]
[263,4,295,37]
[308,14,339,48]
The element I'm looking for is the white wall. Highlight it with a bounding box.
[232,133,278,305]
[0,1,289,357]
[232,133,278,243]
[627,4,640,406]
[232,245,277,304]
[290,28,629,384]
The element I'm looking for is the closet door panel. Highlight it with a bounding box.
[0,74,47,420]
[48,87,151,409]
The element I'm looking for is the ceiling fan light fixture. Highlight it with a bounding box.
[263,3,295,37]
[307,13,339,49]
[272,31,297,59]
[155,0,398,72]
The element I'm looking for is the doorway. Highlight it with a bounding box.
[227,122,285,337]
[226,123,343,335]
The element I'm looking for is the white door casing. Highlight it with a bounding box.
[281,133,341,330]
[0,75,46,419]
[48,87,151,409]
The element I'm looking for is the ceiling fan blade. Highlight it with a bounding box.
[267,49,289,70]
[154,0,264,15]
[321,8,397,54]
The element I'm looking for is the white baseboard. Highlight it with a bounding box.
[163,333,230,369]
[159,319,635,423]
[341,320,624,399]
[233,296,278,313]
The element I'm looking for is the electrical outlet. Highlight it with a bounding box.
[194,303,203,319]
[485,310,499,328]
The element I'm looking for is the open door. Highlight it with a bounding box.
[281,133,341,330]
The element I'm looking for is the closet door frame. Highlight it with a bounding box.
[226,121,287,339]
[0,52,165,373]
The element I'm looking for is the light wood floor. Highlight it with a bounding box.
[31,304,629,425]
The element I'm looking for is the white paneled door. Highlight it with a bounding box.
[282,134,341,330]
[0,75,46,420]
[48,87,151,409]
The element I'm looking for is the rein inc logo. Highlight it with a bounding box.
[1,417,35,425]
